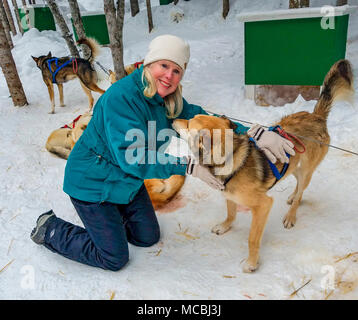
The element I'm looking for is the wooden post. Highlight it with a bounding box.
[46,0,80,57]
[103,0,126,80]
[3,0,17,36]
[146,0,153,33]
[223,0,229,19]
[67,0,90,58]
[10,0,24,35]
[130,0,139,17]
[0,0,13,49]
[0,16,28,106]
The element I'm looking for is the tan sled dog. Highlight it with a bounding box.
[45,112,92,160]
[172,60,354,272]
[32,38,105,114]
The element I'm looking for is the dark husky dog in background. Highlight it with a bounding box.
[32,38,105,114]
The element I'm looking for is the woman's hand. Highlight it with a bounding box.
[186,157,225,191]
[247,124,295,163]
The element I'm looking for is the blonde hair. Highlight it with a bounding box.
[142,66,183,119]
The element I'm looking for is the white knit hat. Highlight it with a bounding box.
[143,34,190,72]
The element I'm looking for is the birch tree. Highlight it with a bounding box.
[0,16,28,106]
[11,0,24,35]
[223,0,229,19]
[146,0,153,33]
[67,0,90,58]
[130,0,139,17]
[3,0,17,36]
[46,0,80,57]
[104,0,126,80]
[0,0,14,49]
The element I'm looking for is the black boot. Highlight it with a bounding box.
[30,210,56,245]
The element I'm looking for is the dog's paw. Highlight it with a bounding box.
[60,104,66,107]
[211,223,231,235]
[48,110,55,114]
[283,213,296,229]
[242,260,258,273]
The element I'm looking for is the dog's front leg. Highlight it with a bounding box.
[57,84,65,107]
[243,195,273,273]
[211,199,237,235]
[45,80,55,114]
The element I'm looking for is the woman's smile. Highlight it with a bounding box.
[148,60,183,98]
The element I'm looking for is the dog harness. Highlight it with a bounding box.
[250,125,306,189]
[224,126,305,189]
[47,57,78,84]
[134,61,144,69]
[61,114,82,129]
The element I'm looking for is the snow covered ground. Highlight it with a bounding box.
[1,0,358,300]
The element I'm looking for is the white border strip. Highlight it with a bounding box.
[238,5,358,22]
[68,11,105,18]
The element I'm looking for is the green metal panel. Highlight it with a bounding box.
[160,0,174,5]
[72,14,110,46]
[18,6,56,32]
[244,15,349,86]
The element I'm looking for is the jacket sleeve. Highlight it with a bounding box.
[102,93,187,180]
[178,98,249,134]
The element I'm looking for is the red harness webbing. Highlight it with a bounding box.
[134,61,143,69]
[61,114,82,129]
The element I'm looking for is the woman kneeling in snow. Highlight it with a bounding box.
[30,35,293,271]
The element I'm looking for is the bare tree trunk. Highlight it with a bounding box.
[104,0,126,80]
[336,0,348,5]
[146,0,153,33]
[300,0,309,7]
[289,0,309,8]
[174,0,179,4]
[11,0,24,35]
[3,0,17,36]
[28,0,36,4]
[223,0,229,19]
[67,0,90,58]
[130,0,139,17]
[0,16,28,106]
[46,0,79,57]
[0,0,13,49]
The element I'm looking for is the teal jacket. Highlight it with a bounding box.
[63,67,248,204]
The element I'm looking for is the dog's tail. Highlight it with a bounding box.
[313,59,354,120]
[76,38,101,63]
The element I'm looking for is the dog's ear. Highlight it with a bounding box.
[221,115,237,131]
[47,51,52,58]
[228,120,238,131]
[199,130,212,159]
[109,70,117,84]
[31,56,39,63]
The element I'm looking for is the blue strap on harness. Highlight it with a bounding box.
[267,125,290,181]
[47,58,73,84]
